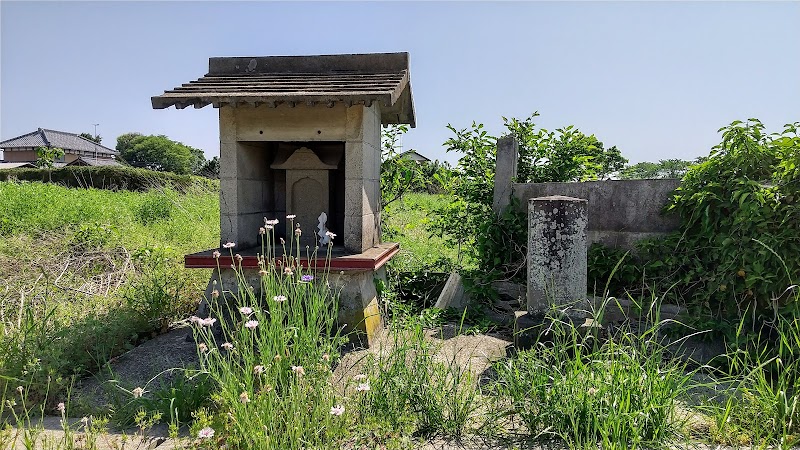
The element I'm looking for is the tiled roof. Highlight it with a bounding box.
[0,128,118,156]
[0,162,36,169]
[399,150,431,162]
[152,53,415,127]
[67,156,123,167]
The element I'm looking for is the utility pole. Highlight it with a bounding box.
[92,123,99,161]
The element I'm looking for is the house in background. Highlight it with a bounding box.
[399,149,431,163]
[0,162,36,169]
[0,128,121,167]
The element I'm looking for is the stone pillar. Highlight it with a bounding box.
[344,104,382,253]
[527,196,588,315]
[219,106,238,247]
[493,136,519,214]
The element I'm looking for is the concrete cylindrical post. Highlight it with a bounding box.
[527,196,588,315]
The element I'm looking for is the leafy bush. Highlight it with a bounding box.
[636,120,800,324]
[380,125,455,208]
[432,114,626,296]
[505,114,627,183]
[435,115,799,330]
[71,222,117,249]
[587,244,641,296]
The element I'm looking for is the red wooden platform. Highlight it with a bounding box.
[184,242,399,271]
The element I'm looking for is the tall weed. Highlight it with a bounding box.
[189,223,346,448]
[494,300,693,449]
[355,321,481,439]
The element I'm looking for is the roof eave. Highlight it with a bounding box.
[151,86,415,127]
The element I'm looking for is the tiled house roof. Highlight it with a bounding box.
[67,156,123,167]
[0,128,118,156]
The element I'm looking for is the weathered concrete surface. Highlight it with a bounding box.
[527,196,588,315]
[218,102,382,254]
[513,311,600,350]
[330,267,386,346]
[334,325,511,394]
[219,107,349,250]
[491,280,525,305]
[343,103,383,253]
[434,272,472,313]
[71,326,199,413]
[513,179,681,249]
[492,136,519,214]
[8,416,182,449]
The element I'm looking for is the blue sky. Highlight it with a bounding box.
[2,1,798,164]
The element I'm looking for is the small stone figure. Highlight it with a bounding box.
[317,212,330,246]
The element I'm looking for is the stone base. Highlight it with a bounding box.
[200,266,386,347]
[513,311,601,350]
[329,268,385,347]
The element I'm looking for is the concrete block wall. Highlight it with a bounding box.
[493,137,681,249]
[512,180,681,249]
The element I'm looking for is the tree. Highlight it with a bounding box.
[504,113,628,183]
[433,113,628,272]
[35,146,65,169]
[197,156,220,178]
[79,132,102,144]
[116,133,206,175]
[35,146,65,182]
[380,124,422,208]
[116,132,143,155]
[619,159,695,179]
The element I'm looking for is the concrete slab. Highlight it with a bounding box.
[7,416,182,450]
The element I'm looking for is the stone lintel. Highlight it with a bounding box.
[271,147,339,170]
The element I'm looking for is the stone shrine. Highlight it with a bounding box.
[152,53,415,344]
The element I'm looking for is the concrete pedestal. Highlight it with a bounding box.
[193,244,398,347]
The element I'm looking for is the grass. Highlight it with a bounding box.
[2,187,799,449]
[0,179,218,411]
[383,193,470,273]
[708,308,800,447]
[494,302,695,449]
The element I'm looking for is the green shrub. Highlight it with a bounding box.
[645,120,800,323]
[71,222,117,249]
[432,114,626,303]
[0,166,217,192]
[135,193,173,224]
